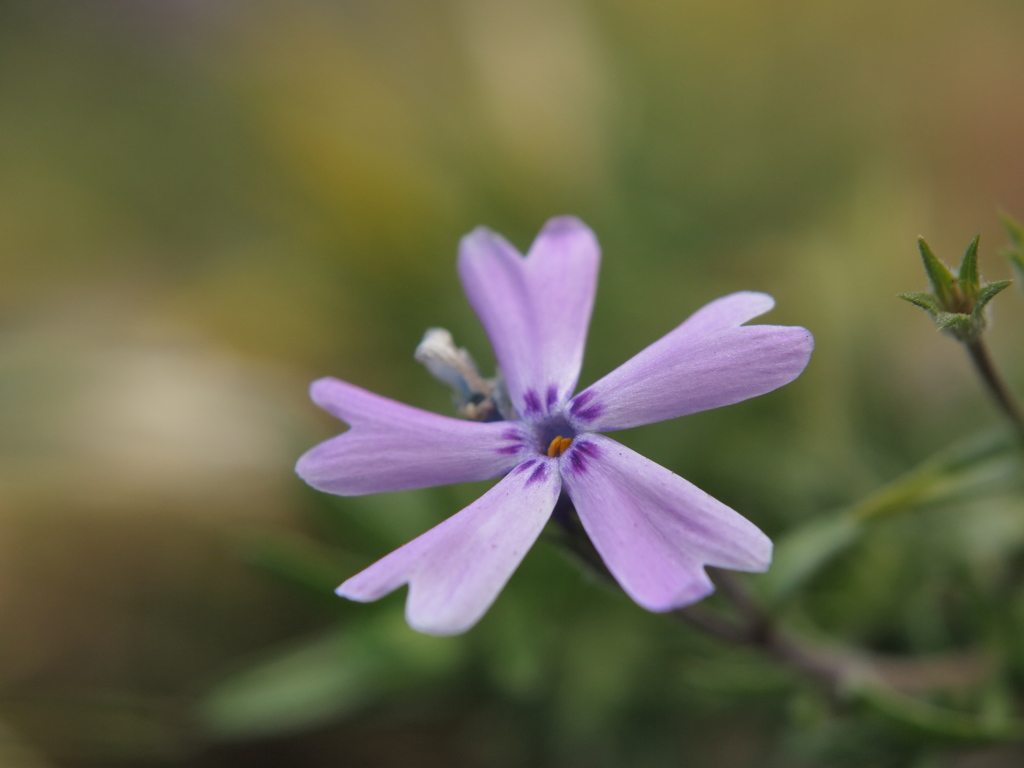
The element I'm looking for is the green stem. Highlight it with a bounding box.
[552,516,1024,742]
[550,507,851,696]
[966,338,1024,441]
[674,571,849,698]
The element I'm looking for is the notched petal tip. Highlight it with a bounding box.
[330,465,560,635]
[339,578,471,636]
[638,571,717,613]
[563,435,775,615]
[741,292,775,321]
[309,375,340,402]
[293,447,318,483]
[293,441,362,496]
[536,214,591,238]
[577,318,815,431]
[634,538,772,612]
[339,580,471,636]
[679,291,778,335]
[459,225,520,261]
[334,581,369,602]
[727,290,775,313]
[406,615,470,637]
[404,586,483,636]
[308,376,356,424]
[458,217,600,417]
[296,378,525,496]
[530,215,600,261]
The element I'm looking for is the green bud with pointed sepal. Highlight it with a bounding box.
[958,234,981,301]
[899,234,1011,342]
[916,237,959,308]
[898,291,941,316]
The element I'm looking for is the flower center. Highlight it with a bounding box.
[546,435,573,457]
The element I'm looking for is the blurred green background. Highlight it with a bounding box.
[2,0,1024,766]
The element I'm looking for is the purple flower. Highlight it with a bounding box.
[296,217,813,635]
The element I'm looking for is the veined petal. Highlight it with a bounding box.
[672,291,776,336]
[295,377,529,495]
[338,458,561,635]
[560,435,771,612]
[458,216,599,420]
[568,296,812,431]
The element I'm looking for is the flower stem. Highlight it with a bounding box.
[548,503,852,697]
[550,510,996,711]
[673,572,850,698]
[965,338,1024,441]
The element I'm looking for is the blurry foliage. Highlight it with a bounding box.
[1,0,1024,766]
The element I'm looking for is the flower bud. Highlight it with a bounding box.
[899,235,1011,342]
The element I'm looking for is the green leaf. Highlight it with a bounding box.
[958,234,981,299]
[853,684,1024,743]
[918,237,958,307]
[199,629,366,740]
[199,614,464,740]
[897,292,940,316]
[761,512,861,603]
[848,428,1019,523]
[972,280,1012,317]
[763,429,1021,605]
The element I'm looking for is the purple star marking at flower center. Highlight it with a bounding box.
[564,438,600,475]
[568,389,604,424]
[296,216,814,635]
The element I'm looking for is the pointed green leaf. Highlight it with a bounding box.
[760,512,861,603]
[199,615,464,739]
[763,429,1020,606]
[200,629,368,739]
[972,280,1012,317]
[897,292,941,316]
[852,431,1021,523]
[918,237,957,307]
[958,234,981,298]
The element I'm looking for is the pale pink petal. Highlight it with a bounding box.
[559,435,772,612]
[568,295,812,431]
[671,291,777,337]
[295,377,530,495]
[337,458,561,635]
[458,216,599,420]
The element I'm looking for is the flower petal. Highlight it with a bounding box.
[337,458,561,635]
[671,291,777,336]
[458,216,600,420]
[568,294,813,431]
[295,377,529,495]
[559,435,772,612]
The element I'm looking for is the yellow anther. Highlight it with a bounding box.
[547,435,573,458]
